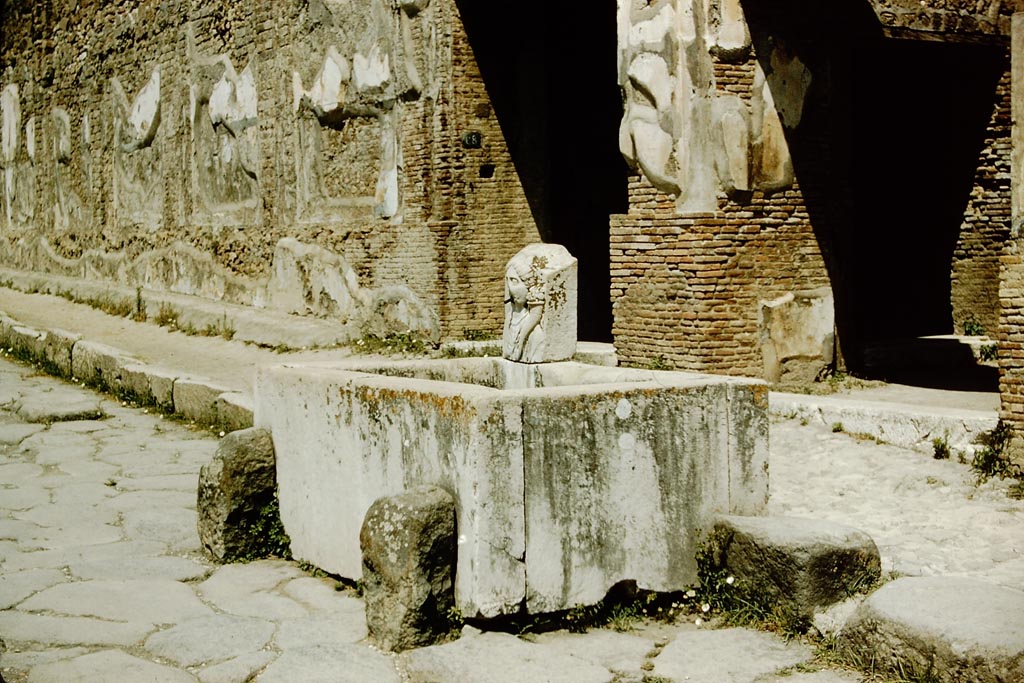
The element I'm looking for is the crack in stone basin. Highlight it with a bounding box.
[254,357,769,618]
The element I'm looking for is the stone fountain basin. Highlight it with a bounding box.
[254,357,768,618]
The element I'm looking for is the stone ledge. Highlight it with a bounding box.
[770,392,998,453]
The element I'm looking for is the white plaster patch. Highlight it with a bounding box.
[615,398,632,420]
[128,69,161,145]
[294,46,350,117]
[353,45,390,92]
[1,84,20,164]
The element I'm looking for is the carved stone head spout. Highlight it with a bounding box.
[502,244,577,364]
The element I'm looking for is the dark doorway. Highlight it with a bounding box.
[456,1,628,341]
[745,0,1005,388]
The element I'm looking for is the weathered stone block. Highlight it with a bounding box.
[39,328,80,377]
[120,363,177,411]
[840,577,1024,683]
[709,515,881,627]
[197,428,279,562]
[173,378,235,425]
[759,289,835,384]
[70,340,139,393]
[360,486,456,652]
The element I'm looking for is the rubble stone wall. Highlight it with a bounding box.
[0,0,539,340]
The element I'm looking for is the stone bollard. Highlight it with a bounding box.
[197,428,281,561]
[360,486,457,652]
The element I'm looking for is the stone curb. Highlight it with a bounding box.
[770,392,998,454]
[0,310,253,431]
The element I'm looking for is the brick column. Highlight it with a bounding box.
[997,13,1024,468]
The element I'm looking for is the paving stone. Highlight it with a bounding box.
[1,539,167,571]
[16,503,119,529]
[198,562,309,620]
[399,632,614,683]
[532,630,656,676]
[19,579,212,624]
[275,614,368,648]
[0,463,43,480]
[27,650,196,683]
[0,612,154,647]
[196,651,276,683]
[15,392,104,424]
[0,568,66,609]
[255,644,401,683]
[53,460,118,480]
[50,483,119,508]
[99,489,195,513]
[0,484,50,511]
[28,521,123,550]
[121,506,198,551]
[0,647,89,673]
[282,577,361,612]
[115,474,199,491]
[69,555,211,582]
[840,576,1024,683]
[0,518,45,541]
[651,628,813,683]
[0,424,44,445]
[46,420,108,435]
[144,614,276,667]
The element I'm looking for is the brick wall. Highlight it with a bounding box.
[952,60,1012,337]
[610,54,831,377]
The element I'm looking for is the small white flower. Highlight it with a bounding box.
[686,589,697,598]
[726,576,735,585]
[701,603,710,613]
[219,431,226,437]
[457,534,467,545]
[695,617,704,627]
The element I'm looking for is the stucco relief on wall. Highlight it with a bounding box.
[111,68,163,230]
[292,0,435,223]
[617,0,809,212]
[51,107,92,234]
[189,50,260,226]
[1,84,36,231]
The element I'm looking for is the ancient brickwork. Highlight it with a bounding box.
[953,62,1012,337]
[611,0,831,377]
[0,0,538,340]
[611,175,828,377]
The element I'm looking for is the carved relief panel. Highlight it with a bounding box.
[111,69,163,230]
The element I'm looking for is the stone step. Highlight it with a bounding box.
[839,576,1024,683]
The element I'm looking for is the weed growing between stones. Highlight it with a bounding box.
[351,331,435,356]
[234,488,292,562]
[831,422,844,433]
[931,436,950,460]
[963,316,985,336]
[979,342,998,362]
[971,421,1024,499]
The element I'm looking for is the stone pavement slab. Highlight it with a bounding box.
[0,612,154,647]
[143,614,276,667]
[18,579,212,624]
[195,651,276,683]
[254,644,401,683]
[531,629,657,677]
[27,650,197,683]
[14,392,104,424]
[651,628,814,683]
[398,631,614,683]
